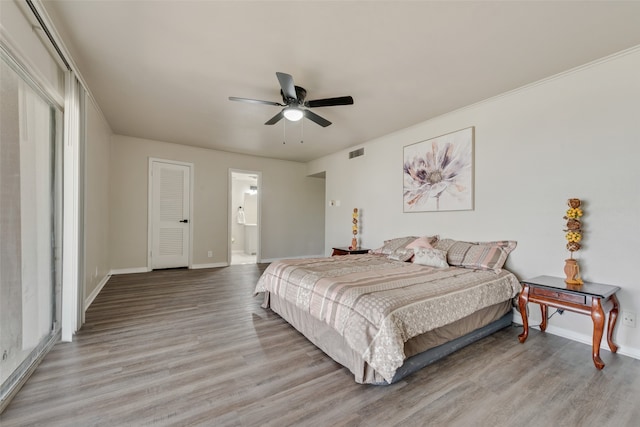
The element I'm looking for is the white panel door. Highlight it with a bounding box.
[151,161,190,269]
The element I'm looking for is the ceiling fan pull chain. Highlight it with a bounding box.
[283,117,286,144]
[300,117,304,144]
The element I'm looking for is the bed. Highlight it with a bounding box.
[254,237,521,384]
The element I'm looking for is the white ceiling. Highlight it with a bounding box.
[42,1,640,163]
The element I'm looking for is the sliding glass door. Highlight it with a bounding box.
[0,52,63,398]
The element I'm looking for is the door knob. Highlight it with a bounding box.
[179,219,189,223]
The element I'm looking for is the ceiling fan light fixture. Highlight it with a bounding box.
[231,72,348,127]
[283,107,304,122]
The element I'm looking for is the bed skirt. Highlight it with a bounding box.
[264,292,512,384]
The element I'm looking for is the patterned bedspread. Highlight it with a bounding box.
[255,254,521,382]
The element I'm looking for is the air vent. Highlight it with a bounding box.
[348,148,364,159]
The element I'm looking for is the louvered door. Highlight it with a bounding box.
[151,160,191,269]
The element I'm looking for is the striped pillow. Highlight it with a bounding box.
[442,240,514,272]
[370,236,418,255]
[475,240,517,256]
[387,247,415,262]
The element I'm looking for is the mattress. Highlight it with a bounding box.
[255,254,521,383]
[268,292,511,384]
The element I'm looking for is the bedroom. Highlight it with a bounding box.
[1,0,640,423]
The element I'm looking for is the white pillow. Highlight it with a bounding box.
[413,247,449,268]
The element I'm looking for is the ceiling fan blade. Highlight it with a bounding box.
[304,110,332,127]
[265,110,285,125]
[228,96,283,107]
[305,96,354,108]
[276,72,297,101]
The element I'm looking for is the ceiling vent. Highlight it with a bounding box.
[348,148,364,159]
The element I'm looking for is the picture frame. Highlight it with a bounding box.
[403,127,474,212]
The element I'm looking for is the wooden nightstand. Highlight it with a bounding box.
[331,247,370,256]
[517,275,620,369]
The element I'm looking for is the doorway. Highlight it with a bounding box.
[148,158,193,270]
[229,170,260,265]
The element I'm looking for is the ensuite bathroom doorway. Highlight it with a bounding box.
[229,170,260,265]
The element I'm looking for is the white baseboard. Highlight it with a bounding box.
[191,262,228,269]
[111,263,232,273]
[84,273,111,311]
[260,254,324,263]
[512,308,640,360]
[110,267,149,275]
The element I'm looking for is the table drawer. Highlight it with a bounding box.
[531,287,586,304]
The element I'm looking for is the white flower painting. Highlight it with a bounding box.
[403,127,474,212]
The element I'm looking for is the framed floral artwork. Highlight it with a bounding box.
[403,127,474,212]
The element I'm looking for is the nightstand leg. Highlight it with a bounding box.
[539,304,548,332]
[591,298,606,370]
[518,285,530,343]
[607,294,619,353]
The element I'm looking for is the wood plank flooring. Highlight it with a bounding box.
[2,264,639,426]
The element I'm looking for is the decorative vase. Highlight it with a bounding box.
[564,258,583,285]
[351,237,358,250]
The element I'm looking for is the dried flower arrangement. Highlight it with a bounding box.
[350,208,358,249]
[564,198,583,257]
[563,198,584,285]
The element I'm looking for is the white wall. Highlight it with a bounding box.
[83,95,112,307]
[231,179,251,252]
[243,193,258,225]
[230,176,258,253]
[110,135,326,270]
[309,47,640,357]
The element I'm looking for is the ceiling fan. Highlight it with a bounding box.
[229,72,354,127]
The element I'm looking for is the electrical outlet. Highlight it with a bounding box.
[622,311,636,328]
[207,251,213,258]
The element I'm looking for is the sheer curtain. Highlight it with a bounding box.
[0,51,62,405]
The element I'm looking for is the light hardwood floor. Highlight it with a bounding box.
[2,264,639,426]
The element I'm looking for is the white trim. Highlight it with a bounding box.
[512,309,640,360]
[110,267,149,275]
[385,45,640,142]
[0,29,64,108]
[147,158,194,270]
[61,72,81,342]
[192,262,228,269]
[27,0,112,130]
[147,160,153,269]
[83,274,111,311]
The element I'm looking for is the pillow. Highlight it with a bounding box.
[433,238,457,253]
[413,247,449,268]
[387,247,415,262]
[406,235,436,249]
[370,236,418,255]
[435,238,517,272]
[475,240,517,256]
